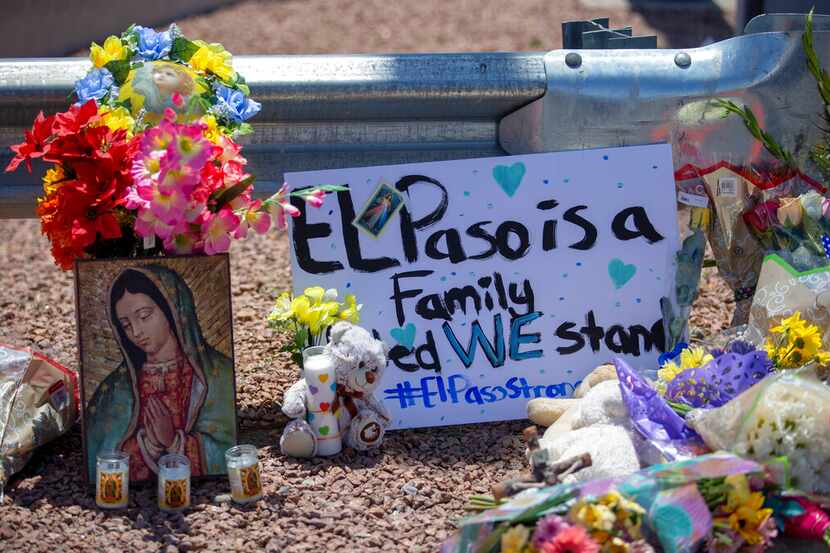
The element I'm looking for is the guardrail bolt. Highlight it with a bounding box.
[565,53,582,68]
[674,52,691,68]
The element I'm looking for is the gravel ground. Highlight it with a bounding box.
[0,1,741,552]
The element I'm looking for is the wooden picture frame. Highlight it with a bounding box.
[74,253,237,485]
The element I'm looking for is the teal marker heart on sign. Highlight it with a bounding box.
[390,323,416,349]
[608,258,637,289]
[492,162,526,197]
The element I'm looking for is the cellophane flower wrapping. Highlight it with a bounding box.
[442,453,767,553]
[687,365,830,494]
[614,358,707,461]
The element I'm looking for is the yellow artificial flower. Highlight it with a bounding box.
[678,346,714,371]
[606,537,631,553]
[720,474,773,545]
[96,106,135,137]
[303,286,326,304]
[200,114,222,143]
[770,311,810,336]
[268,292,294,323]
[42,165,66,195]
[571,501,616,534]
[189,40,235,82]
[90,36,126,68]
[338,294,361,323]
[766,311,826,368]
[500,525,530,553]
[727,494,773,544]
[657,360,683,384]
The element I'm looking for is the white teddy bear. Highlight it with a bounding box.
[526,364,662,483]
[280,322,392,457]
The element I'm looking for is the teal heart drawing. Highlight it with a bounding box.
[390,323,416,349]
[608,258,637,289]
[492,162,526,197]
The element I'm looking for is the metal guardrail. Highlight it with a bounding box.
[0,13,829,219]
[0,53,546,218]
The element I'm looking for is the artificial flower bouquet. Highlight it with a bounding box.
[443,453,830,553]
[267,287,362,364]
[6,24,332,269]
[616,312,830,495]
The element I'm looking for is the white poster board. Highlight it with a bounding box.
[287,143,679,429]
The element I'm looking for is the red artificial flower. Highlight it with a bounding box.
[6,111,56,172]
[52,100,99,137]
[743,199,780,235]
[26,106,139,269]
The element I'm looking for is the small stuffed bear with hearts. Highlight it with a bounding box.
[280,322,391,457]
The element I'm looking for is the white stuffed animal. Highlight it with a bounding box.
[526,364,662,483]
[280,322,391,457]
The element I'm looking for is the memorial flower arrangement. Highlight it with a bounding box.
[5,25,338,269]
[268,287,362,364]
[444,454,830,553]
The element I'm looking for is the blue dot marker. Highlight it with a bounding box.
[603,155,609,160]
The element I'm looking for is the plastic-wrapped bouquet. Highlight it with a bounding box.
[441,453,807,553]
[688,365,830,494]
[5,24,338,269]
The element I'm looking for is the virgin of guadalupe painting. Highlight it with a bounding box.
[76,255,236,483]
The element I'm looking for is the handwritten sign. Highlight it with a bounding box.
[287,144,679,428]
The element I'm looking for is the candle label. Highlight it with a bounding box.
[230,463,262,501]
[162,479,189,509]
[240,464,262,497]
[98,471,125,505]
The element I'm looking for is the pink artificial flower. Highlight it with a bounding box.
[306,189,326,208]
[234,200,271,239]
[539,526,599,553]
[134,208,175,240]
[171,92,184,108]
[123,185,150,211]
[164,229,200,255]
[201,208,240,255]
[131,151,162,189]
[149,186,188,227]
[141,124,175,157]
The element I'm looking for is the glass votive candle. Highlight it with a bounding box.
[95,450,129,509]
[158,453,190,512]
[225,444,262,504]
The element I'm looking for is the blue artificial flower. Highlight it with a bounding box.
[74,68,115,105]
[213,83,261,123]
[134,25,172,61]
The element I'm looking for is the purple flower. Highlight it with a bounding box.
[213,83,261,122]
[134,26,172,61]
[531,514,571,549]
[728,340,756,355]
[665,350,772,408]
[74,68,114,104]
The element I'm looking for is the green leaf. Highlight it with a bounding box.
[104,60,133,86]
[289,184,349,198]
[714,98,797,168]
[804,10,830,116]
[170,36,200,63]
[237,83,251,96]
[209,175,255,211]
[235,122,254,136]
